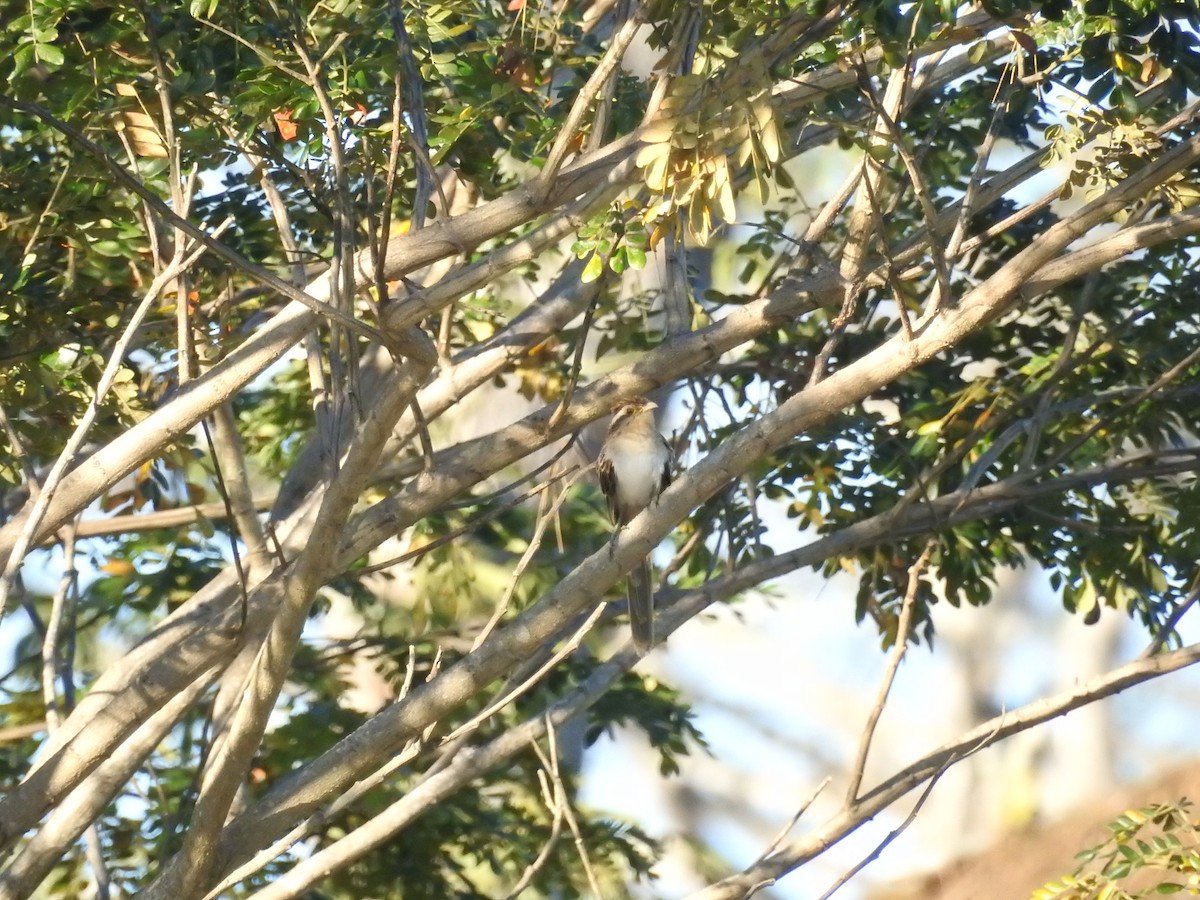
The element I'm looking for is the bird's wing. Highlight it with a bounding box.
[658,446,673,494]
[596,451,619,523]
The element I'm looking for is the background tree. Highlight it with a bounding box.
[3,0,1200,897]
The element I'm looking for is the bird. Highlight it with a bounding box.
[596,396,672,653]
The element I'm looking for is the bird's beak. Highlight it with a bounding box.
[644,401,657,411]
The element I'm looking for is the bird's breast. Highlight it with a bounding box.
[605,438,668,513]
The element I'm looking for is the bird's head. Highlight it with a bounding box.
[609,396,657,428]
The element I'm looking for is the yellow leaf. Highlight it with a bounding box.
[464,318,496,341]
[752,96,774,132]
[637,143,674,192]
[581,252,604,283]
[635,140,671,168]
[760,119,783,163]
[643,197,674,221]
[1074,576,1097,617]
[115,110,167,158]
[641,118,678,144]
[642,157,670,193]
[713,170,736,222]
[735,138,753,168]
[1113,52,1139,78]
[750,170,769,205]
[688,196,713,244]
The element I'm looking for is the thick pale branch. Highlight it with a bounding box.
[0,568,264,858]
[192,137,1200,876]
[0,265,622,850]
[0,668,219,900]
[688,641,1200,899]
[207,403,272,572]
[154,338,436,899]
[196,449,1198,894]
[0,34,982,566]
[138,281,839,891]
[1025,205,1200,294]
[9,112,1200,855]
[32,495,276,544]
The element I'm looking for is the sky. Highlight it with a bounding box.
[578,526,1200,899]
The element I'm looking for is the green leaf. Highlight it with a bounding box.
[33,42,63,66]
[189,0,220,17]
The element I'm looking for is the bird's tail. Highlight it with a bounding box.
[627,559,655,653]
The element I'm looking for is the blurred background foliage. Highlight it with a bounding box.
[4,0,1200,896]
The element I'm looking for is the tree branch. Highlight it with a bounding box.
[689,641,1200,899]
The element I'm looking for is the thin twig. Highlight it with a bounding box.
[1142,576,1200,658]
[19,158,71,265]
[751,776,833,867]
[0,399,39,494]
[1019,270,1099,471]
[546,272,604,434]
[817,711,1007,900]
[0,222,232,620]
[507,726,571,899]
[472,466,592,651]
[537,0,648,195]
[443,602,609,745]
[358,467,576,576]
[290,19,359,458]
[40,516,109,896]
[542,719,604,897]
[194,15,307,80]
[858,62,955,312]
[944,84,1010,262]
[844,541,934,804]
[147,5,197,384]
[40,517,80,730]
[387,0,438,229]
[0,95,387,345]
[818,758,949,900]
[199,650,445,900]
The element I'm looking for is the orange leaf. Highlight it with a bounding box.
[273,109,298,142]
